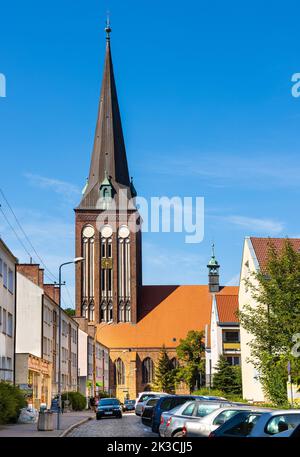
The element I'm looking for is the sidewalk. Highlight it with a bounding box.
[0,410,94,437]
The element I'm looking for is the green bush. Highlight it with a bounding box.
[97,391,110,399]
[62,391,86,411]
[193,387,246,404]
[0,382,26,424]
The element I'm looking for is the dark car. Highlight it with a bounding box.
[151,395,206,433]
[122,399,136,412]
[96,398,122,420]
[141,397,160,426]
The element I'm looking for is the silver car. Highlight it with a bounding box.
[184,406,270,437]
[159,400,234,437]
[210,409,300,437]
[135,392,167,416]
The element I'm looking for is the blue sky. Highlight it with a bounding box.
[1,0,300,308]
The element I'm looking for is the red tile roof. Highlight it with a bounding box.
[250,237,300,270]
[216,294,239,323]
[97,285,238,349]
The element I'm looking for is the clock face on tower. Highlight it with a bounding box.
[101,225,113,238]
[118,225,130,239]
[82,225,95,238]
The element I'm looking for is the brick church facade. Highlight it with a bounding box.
[74,25,238,401]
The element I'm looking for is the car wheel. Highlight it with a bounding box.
[96,415,101,420]
[118,414,122,419]
[172,430,184,437]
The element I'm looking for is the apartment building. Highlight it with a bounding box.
[0,239,17,383]
[205,293,240,386]
[15,264,79,408]
[76,318,109,399]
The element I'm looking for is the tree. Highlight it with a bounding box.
[153,346,175,393]
[64,308,75,317]
[213,356,242,394]
[239,239,300,405]
[175,330,205,393]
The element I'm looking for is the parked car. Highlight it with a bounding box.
[183,406,270,437]
[141,397,160,426]
[151,395,206,433]
[122,399,136,412]
[159,399,234,437]
[96,398,122,420]
[210,410,300,437]
[135,392,168,416]
[273,422,300,438]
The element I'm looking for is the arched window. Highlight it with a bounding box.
[171,357,179,369]
[100,302,107,322]
[82,303,88,319]
[118,226,131,322]
[89,303,95,322]
[100,225,113,323]
[115,358,125,385]
[81,225,95,318]
[142,357,154,384]
[125,302,131,322]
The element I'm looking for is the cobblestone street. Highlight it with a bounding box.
[67,413,157,437]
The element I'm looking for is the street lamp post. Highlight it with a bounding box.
[57,257,84,430]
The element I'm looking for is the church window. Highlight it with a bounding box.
[115,358,125,385]
[171,357,179,369]
[81,225,95,320]
[82,303,88,319]
[118,226,131,322]
[142,357,154,384]
[125,302,131,322]
[89,303,95,322]
[108,301,113,322]
[100,302,107,322]
[100,225,113,322]
[118,301,125,322]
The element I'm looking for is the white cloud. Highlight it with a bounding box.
[225,215,284,235]
[142,240,206,284]
[225,273,240,286]
[24,173,81,200]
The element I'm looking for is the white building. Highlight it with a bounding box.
[15,263,79,408]
[0,239,17,383]
[238,236,290,402]
[76,318,109,399]
[205,293,240,386]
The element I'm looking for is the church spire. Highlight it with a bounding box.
[79,20,131,209]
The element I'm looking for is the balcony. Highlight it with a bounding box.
[223,342,241,352]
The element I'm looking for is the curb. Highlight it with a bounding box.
[60,416,93,437]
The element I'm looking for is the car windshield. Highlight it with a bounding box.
[99,399,119,406]
[195,403,221,417]
[139,394,155,402]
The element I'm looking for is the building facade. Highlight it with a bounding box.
[0,239,17,383]
[74,27,239,402]
[239,236,300,402]
[15,264,79,408]
[205,293,240,387]
[77,321,109,399]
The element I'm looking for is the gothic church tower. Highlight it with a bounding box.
[75,23,142,325]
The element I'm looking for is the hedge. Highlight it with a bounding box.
[0,382,27,424]
[61,391,86,411]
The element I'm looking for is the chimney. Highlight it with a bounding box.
[17,264,40,286]
[44,284,60,305]
[38,269,44,288]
